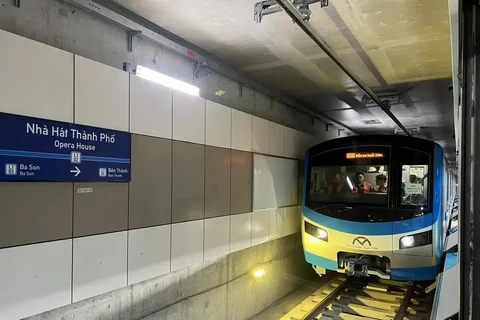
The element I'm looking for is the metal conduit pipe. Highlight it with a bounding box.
[274,0,412,136]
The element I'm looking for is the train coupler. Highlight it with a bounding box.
[344,259,369,277]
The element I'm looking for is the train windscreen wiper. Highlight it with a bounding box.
[312,205,330,211]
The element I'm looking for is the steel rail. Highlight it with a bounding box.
[304,277,353,320]
[394,282,415,319]
[274,0,412,136]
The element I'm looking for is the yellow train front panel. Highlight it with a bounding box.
[302,216,440,280]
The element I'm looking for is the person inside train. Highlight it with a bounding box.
[404,191,426,206]
[327,172,350,195]
[409,174,419,184]
[375,174,388,193]
[352,171,372,194]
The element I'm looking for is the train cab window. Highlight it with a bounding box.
[310,166,389,200]
[398,148,430,210]
[307,146,391,209]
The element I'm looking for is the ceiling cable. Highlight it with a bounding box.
[274,0,412,136]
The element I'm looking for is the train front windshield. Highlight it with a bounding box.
[306,145,431,222]
[309,165,389,207]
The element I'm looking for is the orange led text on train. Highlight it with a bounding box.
[345,152,384,159]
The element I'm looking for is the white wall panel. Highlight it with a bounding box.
[230,213,252,252]
[269,122,285,157]
[282,158,300,207]
[285,128,307,160]
[206,100,231,148]
[284,206,301,235]
[204,216,230,261]
[253,155,299,210]
[284,127,298,159]
[75,55,129,131]
[253,155,274,210]
[0,29,73,122]
[130,74,172,139]
[171,220,204,271]
[252,116,270,154]
[0,240,72,320]
[173,91,206,144]
[252,210,269,246]
[231,109,253,152]
[128,225,171,285]
[73,231,127,302]
[268,208,285,240]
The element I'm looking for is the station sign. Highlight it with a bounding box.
[0,112,131,182]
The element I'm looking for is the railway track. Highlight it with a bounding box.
[281,274,433,320]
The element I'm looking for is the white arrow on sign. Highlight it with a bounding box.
[70,166,81,177]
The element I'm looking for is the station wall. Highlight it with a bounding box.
[0,29,320,319]
[0,0,350,317]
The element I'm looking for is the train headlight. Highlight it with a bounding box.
[305,221,328,242]
[399,231,432,249]
[400,236,415,248]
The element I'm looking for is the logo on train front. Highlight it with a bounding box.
[352,236,371,247]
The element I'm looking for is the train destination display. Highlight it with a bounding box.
[0,112,131,182]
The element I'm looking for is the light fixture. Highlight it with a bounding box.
[399,230,432,249]
[400,236,415,248]
[317,229,328,240]
[305,221,328,242]
[252,267,266,278]
[135,65,200,96]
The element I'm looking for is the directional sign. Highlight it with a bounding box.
[0,112,131,182]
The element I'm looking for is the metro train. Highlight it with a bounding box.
[302,135,454,281]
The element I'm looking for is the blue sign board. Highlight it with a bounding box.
[0,112,131,182]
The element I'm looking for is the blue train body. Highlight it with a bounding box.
[302,135,453,281]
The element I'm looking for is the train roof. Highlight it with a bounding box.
[309,134,442,154]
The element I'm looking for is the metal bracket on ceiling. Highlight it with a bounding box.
[123,61,133,73]
[254,0,327,23]
[193,61,211,80]
[127,30,141,52]
[326,123,333,131]
[14,0,20,8]
[338,128,345,136]
[270,97,275,109]
[239,83,245,97]
[383,100,391,110]
[362,94,399,109]
[394,127,421,136]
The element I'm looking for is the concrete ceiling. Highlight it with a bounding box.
[110,0,455,163]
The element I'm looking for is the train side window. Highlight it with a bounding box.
[399,148,430,209]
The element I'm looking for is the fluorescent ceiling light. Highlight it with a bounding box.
[135,65,200,96]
